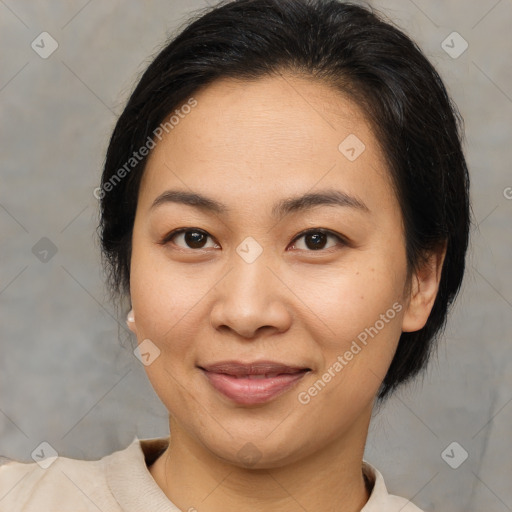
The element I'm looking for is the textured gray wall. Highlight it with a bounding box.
[1,1,511,510]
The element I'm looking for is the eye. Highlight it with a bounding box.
[289,228,346,251]
[160,228,219,250]
[160,227,347,252]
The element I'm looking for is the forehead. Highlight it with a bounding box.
[139,73,394,214]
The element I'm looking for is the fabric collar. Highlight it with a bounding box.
[105,436,393,512]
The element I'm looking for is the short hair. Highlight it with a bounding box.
[97,0,471,403]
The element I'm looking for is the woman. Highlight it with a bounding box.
[0,0,470,510]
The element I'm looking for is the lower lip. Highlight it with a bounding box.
[201,369,308,405]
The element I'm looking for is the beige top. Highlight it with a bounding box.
[0,436,424,511]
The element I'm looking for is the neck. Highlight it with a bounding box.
[150,410,373,512]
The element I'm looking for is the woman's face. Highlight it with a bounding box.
[128,74,426,468]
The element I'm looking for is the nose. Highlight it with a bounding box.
[209,252,292,340]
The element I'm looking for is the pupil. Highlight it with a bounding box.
[306,232,326,250]
[185,231,206,248]
[182,231,328,250]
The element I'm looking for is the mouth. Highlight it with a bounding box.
[198,360,311,405]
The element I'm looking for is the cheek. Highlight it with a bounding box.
[129,251,207,412]
[129,243,209,351]
[133,286,205,357]
[304,260,406,349]
[292,267,405,448]
[301,257,407,401]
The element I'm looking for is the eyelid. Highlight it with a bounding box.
[289,228,348,251]
[159,227,349,251]
[158,227,218,247]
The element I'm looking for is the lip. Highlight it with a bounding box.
[200,360,309,376]
[199,360,311,405]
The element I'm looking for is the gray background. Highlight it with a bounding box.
[1,1,511,510]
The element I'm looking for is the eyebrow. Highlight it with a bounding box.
[150,188,369,218]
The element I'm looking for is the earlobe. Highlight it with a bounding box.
[126,308,137,333]
[401,243,447,333]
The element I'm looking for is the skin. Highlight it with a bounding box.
[127,73,446,512]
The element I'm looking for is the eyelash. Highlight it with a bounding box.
[159,227,348,253]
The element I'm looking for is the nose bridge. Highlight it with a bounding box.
[210,238,290,337]
[227,239,276,307]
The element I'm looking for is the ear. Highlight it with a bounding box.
[401,242,447,333]
[126,308,137,334]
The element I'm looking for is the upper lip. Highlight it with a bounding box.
[199,360,310,376]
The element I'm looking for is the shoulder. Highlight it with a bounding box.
[361,460,425,512]
[0,440,140,512]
